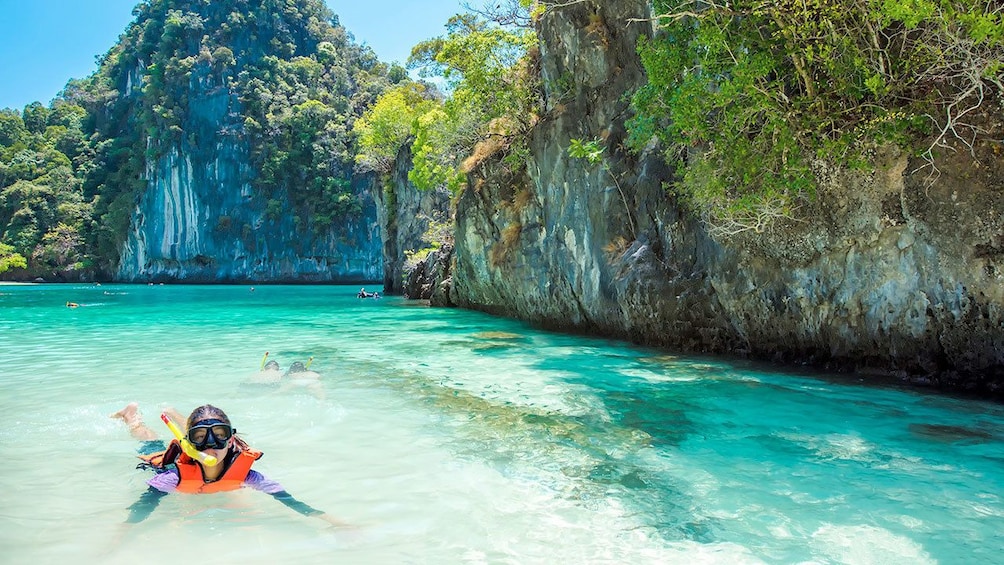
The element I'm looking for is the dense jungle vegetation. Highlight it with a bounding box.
[0,0,401,279]
[2,0,1001,278]
[630,0,1004,235]
[354,1,538,193]
[360,0,1003,241]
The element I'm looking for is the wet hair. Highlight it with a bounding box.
[264,360,280,371]
[187,404,231,429]
[287,361,306,373]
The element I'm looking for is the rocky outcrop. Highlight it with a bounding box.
[117,141,382,283]
[403,243,454,306]
[110,1,386,283]
[376,142,452,294]
[446,0,1004,394]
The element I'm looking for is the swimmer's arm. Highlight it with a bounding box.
[269,489,324,516]
[269,492,351,527]
[245,470,350,527]
[125,486,170,523]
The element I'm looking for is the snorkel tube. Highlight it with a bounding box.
[160,412,219,466]
[259,351,270,370]
[305,356,314,370]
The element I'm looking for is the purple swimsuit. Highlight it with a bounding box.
[147,469,285,494]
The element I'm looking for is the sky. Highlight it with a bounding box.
[0,0,465,110]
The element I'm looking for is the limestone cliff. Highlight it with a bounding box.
[376,142,452,293]
[116,125,381,283]
[98,0,387,283]
[116,145,379,283]
[442,0,1004,394]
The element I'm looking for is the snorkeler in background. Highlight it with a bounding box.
[242,351,283,387]
[111,403,347,527]
[245,359,283,386]
[240,353,324,398]
[279,358,324,400]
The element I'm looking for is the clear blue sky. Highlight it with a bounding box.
[0,0,464,110]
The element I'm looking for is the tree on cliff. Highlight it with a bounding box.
[354,82,443,181]
[361,2,539,194]
[0,242,27,274]
[629,0,1004,236]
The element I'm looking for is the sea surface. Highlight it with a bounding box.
[1,283,1002,564]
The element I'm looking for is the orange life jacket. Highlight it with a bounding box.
[137,438,263,494]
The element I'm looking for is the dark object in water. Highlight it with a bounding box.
[908,423,994,444]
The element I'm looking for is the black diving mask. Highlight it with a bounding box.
[187,419,234,450]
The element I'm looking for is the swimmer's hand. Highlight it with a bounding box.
[317,513,357,529]
[316,512,353,528]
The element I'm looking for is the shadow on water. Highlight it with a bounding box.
[341,349,718,544]
[907,423,998,444]
[437,331,534,353]
[521,350,728,541]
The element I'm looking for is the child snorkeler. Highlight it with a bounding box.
[111,403,348,527]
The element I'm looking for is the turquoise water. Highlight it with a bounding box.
[1,283,1002,564]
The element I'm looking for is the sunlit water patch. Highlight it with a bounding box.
[1,283,1002,564]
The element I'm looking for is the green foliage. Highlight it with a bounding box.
[0,241,27,272]
[34,222,86,272]
[257,96,362,231]
[408,107,467,192]
[405,6,539,191]
[353,82,438,177]
[265,199,283,221]
[630,0,1004,235]
[0,96,93,276]
[568,138,604,165]
[0,109,27,146]
[412,14,536,117]
[22,103,50,135]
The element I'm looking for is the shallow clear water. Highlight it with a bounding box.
[1,283,1002,564]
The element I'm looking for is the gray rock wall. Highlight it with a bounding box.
[117,142,382,283]
[116,80,382,283]
[448,0,1004,393]
[377,141,452,294]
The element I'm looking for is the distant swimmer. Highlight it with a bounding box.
[244,351,283,386]
[357,287,381,299]
[280,358,324,400]
[66,301,80,308]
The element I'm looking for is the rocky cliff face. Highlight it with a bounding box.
[108,0,385,283]
[446,0,1004,394]
[376,142,452,293]
[117,141,382,283]
[115,92,382,283]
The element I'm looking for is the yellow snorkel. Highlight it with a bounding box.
[259,351,270,370]
[160,412,219,466]
[305,356,314,370]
